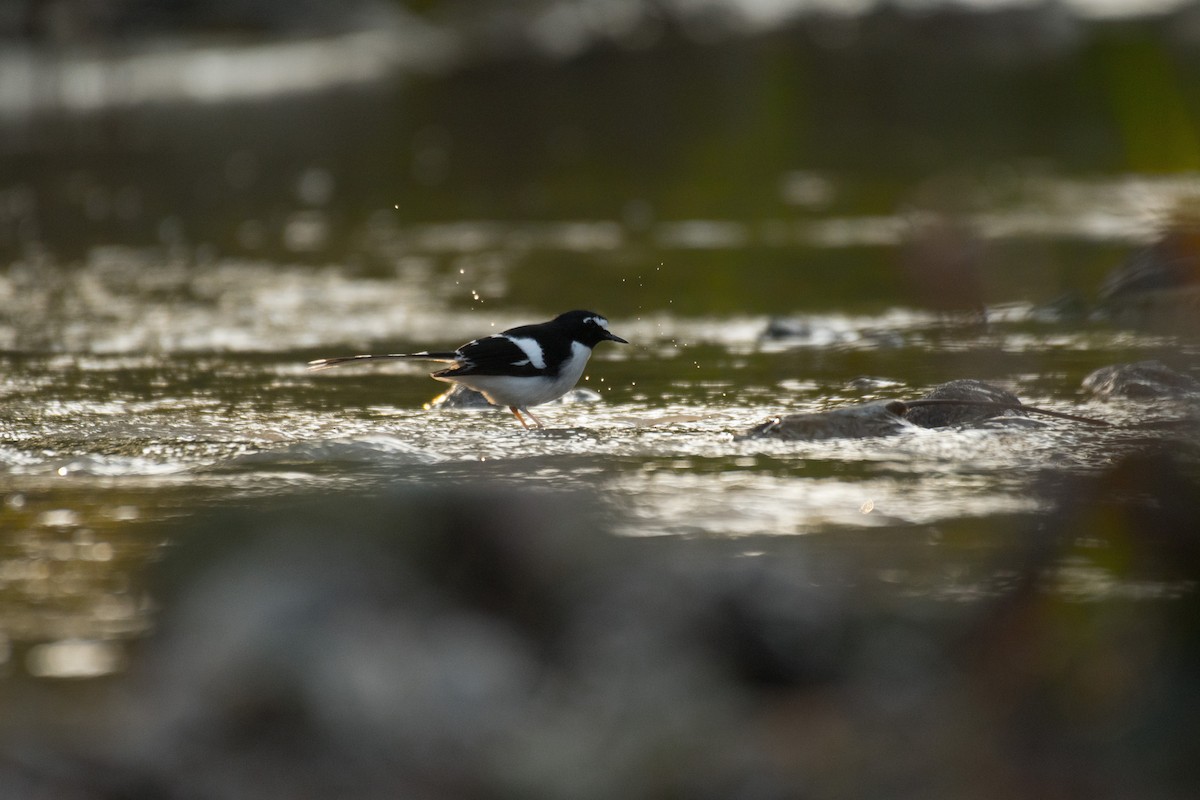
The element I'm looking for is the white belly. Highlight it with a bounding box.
[442,342,592,408]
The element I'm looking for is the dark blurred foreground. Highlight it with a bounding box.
[2,447,1199,800]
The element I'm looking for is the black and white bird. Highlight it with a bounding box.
[307,310,628,429]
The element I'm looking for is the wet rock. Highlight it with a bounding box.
[1099,230,1200,303]
[1097,224,1200,330]
[424,383,500,410]
[739,380,1029,441]
[845,376,903,391]
[761,316,813,341]
[903,378,1026,428]
[759,317,900,348]
[1082,361,1200,399]
[737,400,912,441]
[425,383,603,410]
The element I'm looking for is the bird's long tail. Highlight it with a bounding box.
[307,351,458,372]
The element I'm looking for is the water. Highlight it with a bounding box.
[2,0,1200,704]
[3,227,1198,675]
[5,10,1200,797]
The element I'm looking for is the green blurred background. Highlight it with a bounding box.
[5,0,1200,315]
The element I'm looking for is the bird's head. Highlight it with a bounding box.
[555,310,629,348]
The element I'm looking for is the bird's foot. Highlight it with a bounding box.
[510,407,544,430]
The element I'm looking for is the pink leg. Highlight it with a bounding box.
[509,407,543,429]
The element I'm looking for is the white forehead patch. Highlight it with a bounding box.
[507,336,546,369]
[586,316,609,329]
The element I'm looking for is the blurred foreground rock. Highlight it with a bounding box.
[2,468,1200,799]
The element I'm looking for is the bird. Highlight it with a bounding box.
[307,310,628,429]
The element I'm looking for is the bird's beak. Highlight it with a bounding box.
[605,331,629,344]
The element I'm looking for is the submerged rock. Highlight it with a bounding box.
[1082,361,1200,399]
[737,400,912,441]
[425,383,603,410]
[740,380,1028,441]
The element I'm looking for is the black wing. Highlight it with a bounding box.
[435,335,544,378]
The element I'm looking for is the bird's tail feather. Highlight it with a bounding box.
[307,351,458,371]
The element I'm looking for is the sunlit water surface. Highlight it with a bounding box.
[4,184,1200,676]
